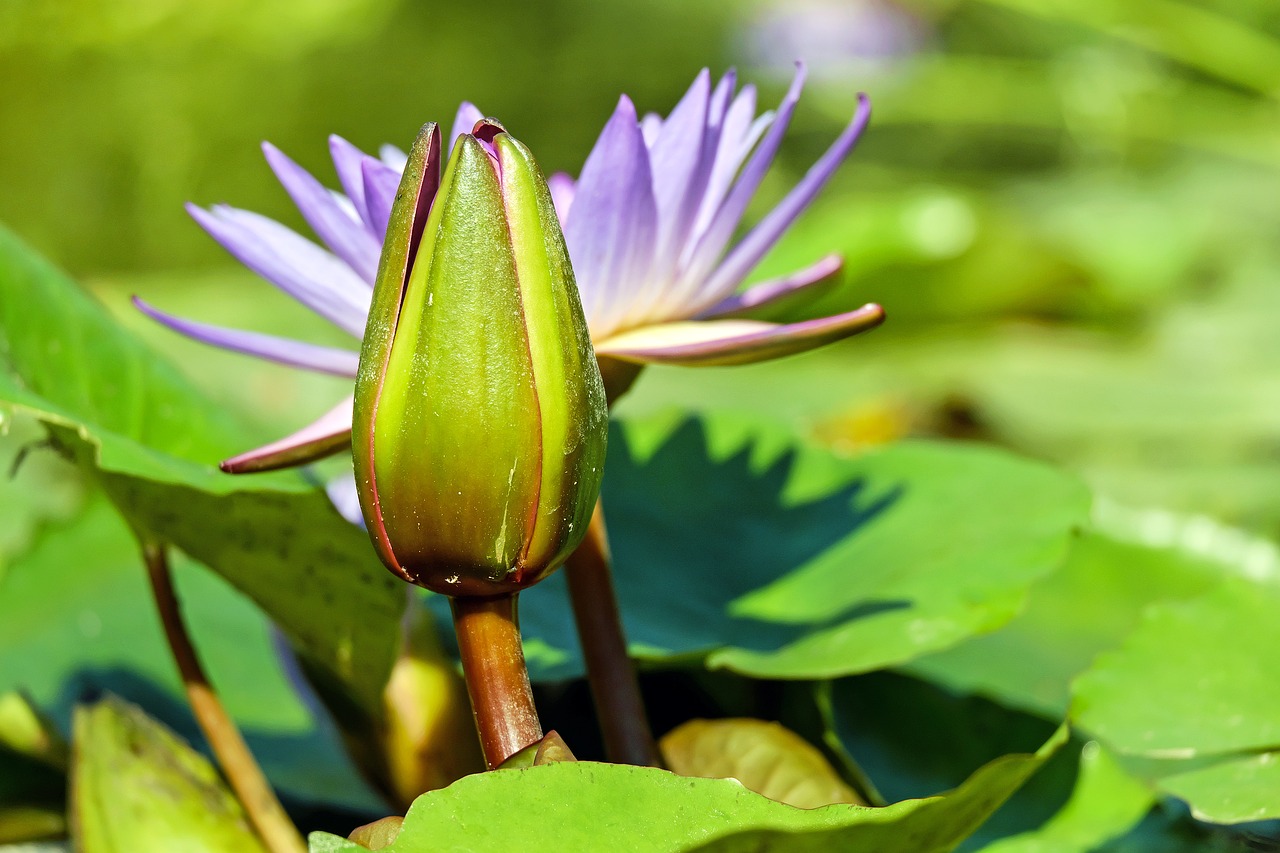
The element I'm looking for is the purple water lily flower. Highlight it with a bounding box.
[556,64,879,369]
[137,65,881,515]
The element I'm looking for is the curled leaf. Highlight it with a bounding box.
[660,718,863,809]
[348,816,404,850]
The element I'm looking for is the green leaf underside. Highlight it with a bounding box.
[336,727,1063,853]
[0,223,289,493]
[517,412,1090,680]
[97,471,403,710]
[0,223,402,719]
[0,493,383,809]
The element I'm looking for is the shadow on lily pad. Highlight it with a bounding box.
[514,416,903,680]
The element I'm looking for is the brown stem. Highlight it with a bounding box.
[564,503,660,766]
[449,593,543,769]
[142,544,306,853]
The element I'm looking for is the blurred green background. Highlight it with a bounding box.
[2,0,1278,538]
[2,1,1280,845]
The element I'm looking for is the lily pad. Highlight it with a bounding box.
[328,726,1064,852]
[905,531,1222,719]
[1071,577,1280,824]
[1152,751,1280,824]
[978,741,1152,853]
[1072,578,1280,759]
[518,413,1089,680]
[0,224,258,491]
[823,672,1077,846]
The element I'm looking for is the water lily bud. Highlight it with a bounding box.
[72,696,266,853]
[353,120,608,596]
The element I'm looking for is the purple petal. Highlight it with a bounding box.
[593,303,884,367]
[707,70,736,128]
[694,93,872,313]
[380,144,409,172]
[325,471,365,527]
[221,396,354,474]
[647,69,714,287]
[263,142,381,283]
[547,172,576,226]
[449,102,485,147]
[698,254,843,320]
[188,203,371,338]
[362,156,402,240]
[133,297,360,376]
[689,84,762,251]
[691,70,738,193]
[640,113,663,148]
[679,64,808,292]
[563,95,659,336]
[329,135,374,229]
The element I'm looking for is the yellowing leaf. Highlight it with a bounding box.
[661,718,862,809]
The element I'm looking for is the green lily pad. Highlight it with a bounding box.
[823,672,1078,847]
[327,726,1063,852]
[1071,577,1280,825]
[1072,578,1280,758]
[0,692,67,771]
[0,223,401,719]
[1153,751,1280,824]
[905,531,1222,719]
[1093,807,1274,853]
[0,416,84,564]
[895,514,1280,830]
[309,834,364,853]
[978,741,1152,853]
[519,413,1089,680]
[95,470,403,712]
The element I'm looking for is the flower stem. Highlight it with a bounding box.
[564,503,660,766]
[449,593,543,769]
[141,543,305,853]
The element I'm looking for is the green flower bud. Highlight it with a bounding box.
[72,696,267,853]
[353,120,608,596]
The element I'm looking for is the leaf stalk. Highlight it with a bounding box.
[142,543,305,853]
